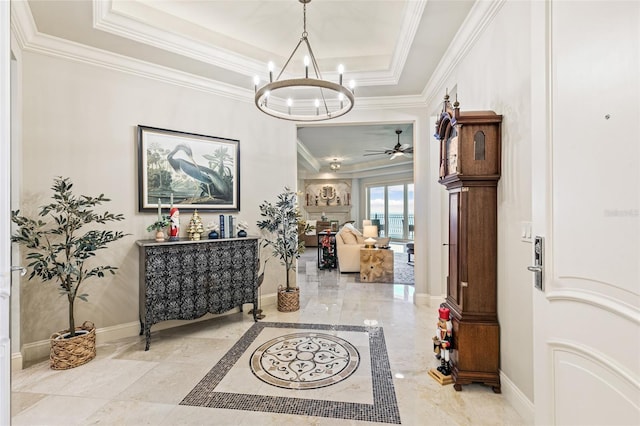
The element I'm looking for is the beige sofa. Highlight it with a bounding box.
[336,224,390,272]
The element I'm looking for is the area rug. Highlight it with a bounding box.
[180,321,401,424]
[355,251,414,285]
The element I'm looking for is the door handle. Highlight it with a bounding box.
[11,266,27,276]
[527,236,544,291]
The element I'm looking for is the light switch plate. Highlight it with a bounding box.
[520,221,532,243]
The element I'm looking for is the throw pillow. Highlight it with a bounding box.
[340,228,358,244]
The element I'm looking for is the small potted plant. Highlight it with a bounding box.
[257,187,308,312]
[11,177,127,369]
[147,215,170,242]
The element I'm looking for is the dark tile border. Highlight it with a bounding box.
[180,322,401,424]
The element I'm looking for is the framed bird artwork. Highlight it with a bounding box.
[137,125,240,212]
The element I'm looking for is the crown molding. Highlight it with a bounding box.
[92,0,421,88]
[93,0,265,80]
[422,0,506,109]
[297,140,322,173]
[10,0,505,114]
[11,0,251,103]
[386,1,427,86]
[9,0,37,50]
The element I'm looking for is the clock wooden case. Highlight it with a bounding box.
[435,93,502,393]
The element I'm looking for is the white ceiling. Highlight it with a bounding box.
[21,0,476,174]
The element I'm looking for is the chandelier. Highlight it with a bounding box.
[329,159,341,171]
[253,0,355,122]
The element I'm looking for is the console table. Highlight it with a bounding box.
[137,237,259,350]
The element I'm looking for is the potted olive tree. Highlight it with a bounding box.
[11,177,127,369]
[257,187,307,312]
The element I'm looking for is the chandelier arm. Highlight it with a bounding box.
[301,37,330,113]
[303,37,323,80]
[275,38,306,82]
[317,87,330,115]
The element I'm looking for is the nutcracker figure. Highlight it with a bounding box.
[433,306,453,376]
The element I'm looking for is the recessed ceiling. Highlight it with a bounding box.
[19,0,475,175]
[297,123,414,175]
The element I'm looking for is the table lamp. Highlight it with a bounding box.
[363,225,378,248]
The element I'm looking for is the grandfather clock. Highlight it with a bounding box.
[435,92,502,393]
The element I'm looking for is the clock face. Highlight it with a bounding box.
[446,129,459,175]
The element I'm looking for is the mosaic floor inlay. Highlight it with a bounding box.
[250,332,360,390]
[180,322,401,424]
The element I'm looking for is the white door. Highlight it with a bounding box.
[531,1,640,424]
[1,1,12,424]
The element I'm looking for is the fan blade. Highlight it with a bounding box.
[402,146,414,154]
[390,152,402,160]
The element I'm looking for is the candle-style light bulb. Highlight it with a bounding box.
[315,99,320,115]
[304,55,310,78]
[268,61,274,82]
[339,93,344,109]
[349,79,356,94]
[338,64,344,86]
[253,75,260,93]
[287,98,293,115]
[264,90,270,107]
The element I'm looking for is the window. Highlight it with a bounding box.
[366,182,414,241]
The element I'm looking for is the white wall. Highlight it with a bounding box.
[425,0,534,404]
[16,51,296,347]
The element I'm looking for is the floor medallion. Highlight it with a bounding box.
[250,332,360,389]
[181,322,401,424]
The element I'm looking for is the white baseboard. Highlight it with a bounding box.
[19,296,275,367]
[414,292,446,308]
[259,291,276,308]
[500,370,535,425]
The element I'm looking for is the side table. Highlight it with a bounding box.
[360,248,394,283]
[317,231,337,270]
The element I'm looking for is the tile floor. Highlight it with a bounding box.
[11,249,525,425]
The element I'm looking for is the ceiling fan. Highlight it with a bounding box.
[364,129,413,160]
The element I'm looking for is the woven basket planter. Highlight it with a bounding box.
[277,286,300,312]
[50,321,96,370]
